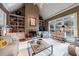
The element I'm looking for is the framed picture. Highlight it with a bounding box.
[29,17,36,26]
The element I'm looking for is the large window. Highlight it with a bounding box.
[48,13,77,42]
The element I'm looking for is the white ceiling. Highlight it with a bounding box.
[2,3,79,20]
[37,3,78,20]
[2,3,23,12]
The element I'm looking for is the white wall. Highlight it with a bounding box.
[0,8,6,26]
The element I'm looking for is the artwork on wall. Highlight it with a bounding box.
[29,17,36,26]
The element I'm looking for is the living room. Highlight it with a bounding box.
[0,3,79,56]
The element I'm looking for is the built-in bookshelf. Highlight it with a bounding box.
[39,16,44,26]
[8,14,25,32]
[39,20,44,26]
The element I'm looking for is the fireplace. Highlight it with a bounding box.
[29,30,37,37]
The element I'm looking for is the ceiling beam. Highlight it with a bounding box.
[0,3,8,13]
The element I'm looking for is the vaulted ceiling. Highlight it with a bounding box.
[2,3,79,20]
[37,3,78,20]
[2,3,23,12]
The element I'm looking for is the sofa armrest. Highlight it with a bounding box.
[68,45,76,56]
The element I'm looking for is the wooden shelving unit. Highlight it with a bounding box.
[8,14,25,32]
[39,20,44,26]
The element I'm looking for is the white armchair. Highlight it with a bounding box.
[0,40,19,56]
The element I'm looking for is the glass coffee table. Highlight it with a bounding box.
[27,39,53,56]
